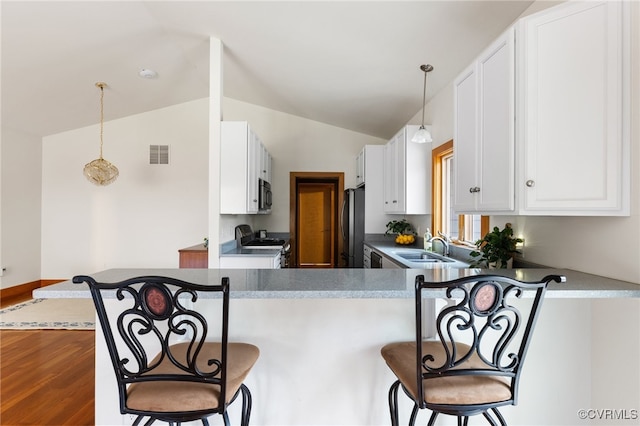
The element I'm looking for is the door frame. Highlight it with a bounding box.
[289,172,344,268]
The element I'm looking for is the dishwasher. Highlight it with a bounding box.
[371,251,383,269]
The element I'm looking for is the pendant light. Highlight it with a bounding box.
[411,64,434,143]
[83,82,119,185]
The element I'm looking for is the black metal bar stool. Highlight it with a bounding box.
[74,275,259,426]
[381,274,565,426]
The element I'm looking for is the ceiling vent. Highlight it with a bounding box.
[149,145,169,165]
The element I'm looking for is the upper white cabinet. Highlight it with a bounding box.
[517,1,629,215]
[453,1,629,216]
[355,148,365,187]
[260,143,272,184]
[383,125,431,214]
[357,145,390,233]
[454,27,515,213]
[220,121,272,214]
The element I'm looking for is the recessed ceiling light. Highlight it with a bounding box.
[139,68,158,79]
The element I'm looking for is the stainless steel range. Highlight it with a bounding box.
[235,224,291,267]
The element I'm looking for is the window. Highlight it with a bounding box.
[432,140,488,244]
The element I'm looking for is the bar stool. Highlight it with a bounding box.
[73,275,259,426]
[381,274,564,426]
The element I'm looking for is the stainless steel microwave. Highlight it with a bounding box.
[258,178,272,212]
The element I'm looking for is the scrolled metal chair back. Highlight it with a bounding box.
[73,275,230,415]
[414,274,564,409]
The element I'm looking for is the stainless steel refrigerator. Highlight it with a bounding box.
[340,187,365,267]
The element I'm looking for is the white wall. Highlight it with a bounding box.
[221,97,386,235]
[40,99,210,279]
[37,96,387,278]
[0,128,42,288]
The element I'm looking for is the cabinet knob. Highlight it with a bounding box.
[469,187,480,193]
[526,180,535,188]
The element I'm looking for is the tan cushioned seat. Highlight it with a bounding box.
[127,341,259,413]
[381,341,511,406]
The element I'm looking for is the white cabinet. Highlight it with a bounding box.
[355,149,365,187]
[219,252,281,269]
[517,0,629,215]
[363,245,371,269]
[260,143,272,184]
[383,125,431,214]
[221,121,273,214]
[454,27,515,213]
[358,145,390,233]
[382,257,402,269]
[453,1,629,216]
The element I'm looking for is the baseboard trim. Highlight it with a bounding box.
[1,279,66,302]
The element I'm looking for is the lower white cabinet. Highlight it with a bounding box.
[363,245,371,269]
[219,253,281,269]
[382,257,402,269]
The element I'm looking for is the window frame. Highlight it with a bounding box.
[431,140,489,243]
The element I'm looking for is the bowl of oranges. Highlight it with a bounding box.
[394,233,416,245]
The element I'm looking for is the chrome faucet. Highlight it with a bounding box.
[430,236,450,257]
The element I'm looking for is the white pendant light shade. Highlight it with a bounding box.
[83,82,119,185]
[411,64,434,144]
[412,126,433,144]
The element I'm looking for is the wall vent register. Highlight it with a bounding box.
[149,145,169,164]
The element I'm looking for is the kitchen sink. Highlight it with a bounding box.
[393,250,454,263]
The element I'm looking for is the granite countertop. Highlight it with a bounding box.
[34,267,640,300]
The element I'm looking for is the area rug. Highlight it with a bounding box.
[0,298,95,330]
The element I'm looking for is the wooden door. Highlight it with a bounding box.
[289,172,344,268]
[297,183,334,267]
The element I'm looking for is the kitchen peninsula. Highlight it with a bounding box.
[36,269,639,425]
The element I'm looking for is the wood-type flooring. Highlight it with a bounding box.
[1,295,95,425]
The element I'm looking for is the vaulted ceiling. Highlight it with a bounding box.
[1,1,534,140]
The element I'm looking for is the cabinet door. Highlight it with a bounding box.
[221,122,250,215]
[453,63,478,212]
[246,131,260,213]
[518,1,629,215]
[454,28,514,214]
[477,27,515,211]
[260,142,272,184]
[382,257,402,269]
[355,149,365,187]
[393,129,407,212]
[383,137,399,213]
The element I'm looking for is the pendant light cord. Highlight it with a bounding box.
[420,69,427,128]
[95,82,106,160]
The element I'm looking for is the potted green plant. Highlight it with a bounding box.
[385,219,416,245]
[469,223,523,268]
[385,219,414,235]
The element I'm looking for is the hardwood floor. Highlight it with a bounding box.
[1,327,95,425]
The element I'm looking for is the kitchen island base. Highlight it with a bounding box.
[95,297,593,426]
